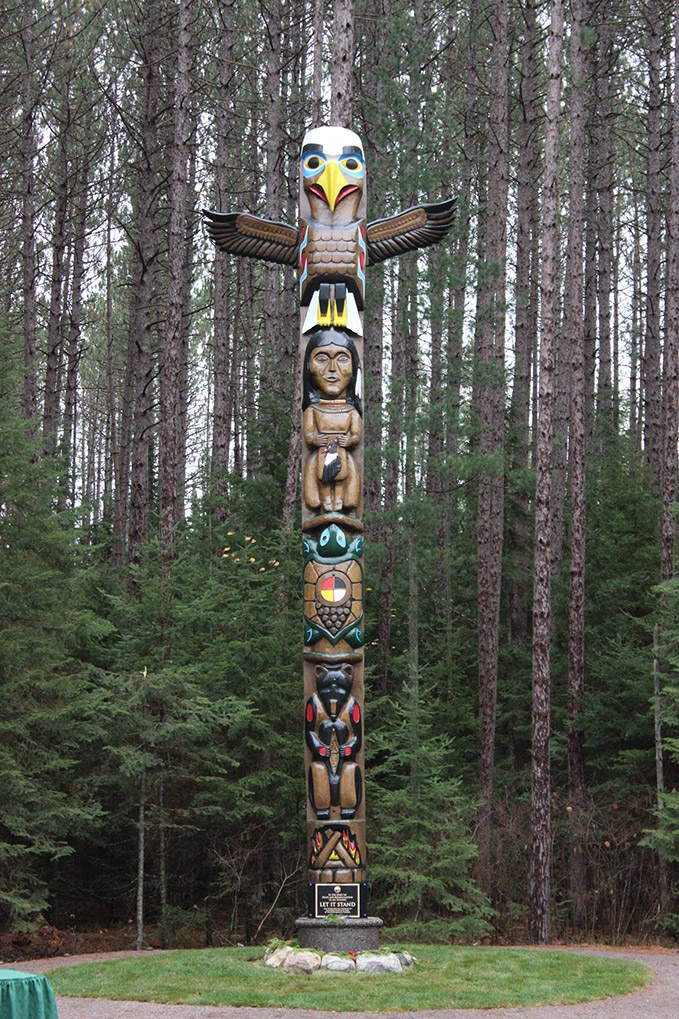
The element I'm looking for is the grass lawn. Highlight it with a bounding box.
[46,944,653,1010]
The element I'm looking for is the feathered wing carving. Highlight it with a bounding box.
[366,197,455,266]
[203,198,454,268]
[203,210,299,266]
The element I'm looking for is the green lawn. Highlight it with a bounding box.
[46,944,652,1011]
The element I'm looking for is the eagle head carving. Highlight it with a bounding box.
[300,126,367,225]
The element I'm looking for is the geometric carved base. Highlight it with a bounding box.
[295,916,383,953]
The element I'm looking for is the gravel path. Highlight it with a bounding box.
[8,946,679,1019]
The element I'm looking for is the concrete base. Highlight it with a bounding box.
[295,917,383,953]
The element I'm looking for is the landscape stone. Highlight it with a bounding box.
[265,945,293,968]
[356,952,402,974]
[397,951,414,967]
[283,949,322,974]
[321,953,355,971]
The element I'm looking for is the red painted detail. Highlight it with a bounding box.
[301,252,306,269]
[359,251,365,270]
[336,184,359,205]
[320,747,327,756]
[361,224,366,237]
[309,184,329,205]
[306,703,313,723]
[320,575,347,603]
[345,747,351,757]
[352,704,360,724]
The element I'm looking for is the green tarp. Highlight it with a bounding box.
[0,970,58,1019]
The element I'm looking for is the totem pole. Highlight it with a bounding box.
[205,126,453,950]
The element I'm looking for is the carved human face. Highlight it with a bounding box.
[309,343,353,398]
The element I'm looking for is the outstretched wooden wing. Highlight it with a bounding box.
[366,198,455,266]
[203,210,299,266]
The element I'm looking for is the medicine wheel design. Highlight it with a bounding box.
[319,574,349,605]
[304,559,362,637]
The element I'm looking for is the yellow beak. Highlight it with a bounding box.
[316,160,345,212]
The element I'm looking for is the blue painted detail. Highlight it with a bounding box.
[299,228,309,298]
[338,154,364,178]
[357,228,366,292]
[304,613,365,648]
[303,154,327,177]
[303,526,363,565]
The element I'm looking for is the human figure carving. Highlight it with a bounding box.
[302,330,362,514]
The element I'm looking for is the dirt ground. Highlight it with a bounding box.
[7,945,679,1019]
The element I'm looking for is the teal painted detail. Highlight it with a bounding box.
[303,613,365,648]
[303,525,363,565]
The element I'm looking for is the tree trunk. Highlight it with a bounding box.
[630,200,642,445]
[104,136,117,525]
[476,0,510,897]
[655,0,679,915]
[509,0,539,651]
[564,0,590,933]
[377,263,407,693]
[61,153,89,506]
[281,16,303,535]
[243,261,257,479]
[643,11,663,484]
[113,335,134,570]
[361,0,390,525]
[405,257,420,917]
[583,126,597,442]
[20,14,38,424]
[595,28,613,435]
[612,213,621,431]
[662,0,679,589]
[530,0,563,946]
[330,0,354,127]
[450,0,477,470]
[211,0,236,517]
[128,0,163,567]
[261,0,283,475]
[43,83,70,453]
[176,129,197,522]
[159,0,193,572]
[311,0,324,126]
[653,623,670,910]
[136,769,146,952]
[158,781,168,948]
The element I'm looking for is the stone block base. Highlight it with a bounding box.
[295,916,383,953]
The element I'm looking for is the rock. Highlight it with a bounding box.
[356,952,402,974]
[283,950,322,974]
[321,953,355,971]
[265,945,293,968]
[397,951,414,967]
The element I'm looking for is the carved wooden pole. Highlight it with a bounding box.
[297,128,370,946]
[204,125,453,952]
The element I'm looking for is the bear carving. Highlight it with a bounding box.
[305,663,362,820]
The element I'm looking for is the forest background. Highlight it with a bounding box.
[2,0,679,951]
